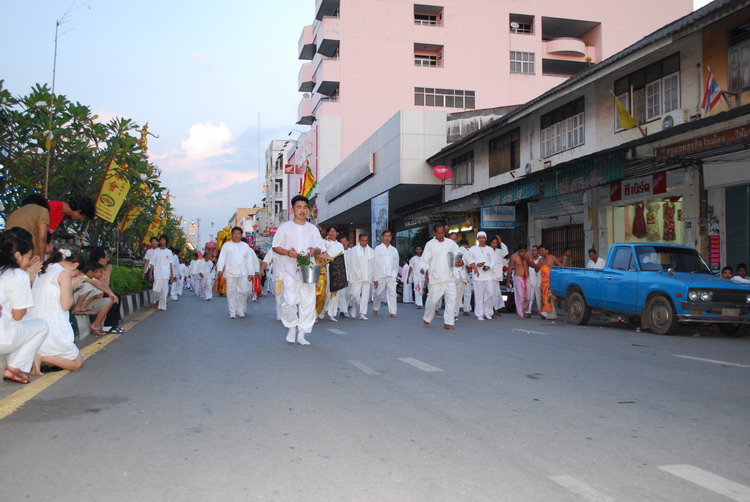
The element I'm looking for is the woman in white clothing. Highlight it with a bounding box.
[30,249,85,374]
[0,228,48,384]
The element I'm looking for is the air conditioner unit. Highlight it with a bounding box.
[661,108,690,129]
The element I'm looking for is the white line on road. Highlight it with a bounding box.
[398,357,443,372]
[348,360,379,376]
[659,464,750,502]
[549,475,614,502]
[327,328,348,335]
[672,355,750,368]
[511,329,549,335]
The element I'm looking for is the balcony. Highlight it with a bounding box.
[545,37,586,57]
[298,63,315,92]
[297,96,316,125]
[316,16,341,57]
[313,58,340,96]
[298,25,316,60]
[315,0,340,20]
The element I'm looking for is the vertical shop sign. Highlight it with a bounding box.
[708,218,721,273]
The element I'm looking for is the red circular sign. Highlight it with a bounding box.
[433,165,452,180]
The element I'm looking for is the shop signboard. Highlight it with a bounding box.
[545,153,625,198]
[609,172,667,202]
[655,124,750,161]
[480,205,516,229]
[371,191,389,245]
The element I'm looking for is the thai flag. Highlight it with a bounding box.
[701,70,723,113]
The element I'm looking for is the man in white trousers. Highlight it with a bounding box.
[421,223,461,330]
[468,231,496,321]
[322,226,346,322]
[272,195,324,346]
[401,259,412,304]
[372,230,400,318]
[338,235,351,317]
[189,253,202,298]
[150,234,175,311]
[408,246,425,309]
[261,250,282,320]
[346,232,374,320]
[490,235,508,315]
[169,248,181,301]
[526,245,542,317]
[217,226,258,319]
[448,233,470,321]
[199,254,214,301]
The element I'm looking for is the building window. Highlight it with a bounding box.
[274,201,282,215]
[451,151,474,186]
[509,13,534,34]
[415,54,438,67]
[728,39,750,94]
[489,129,520,177]
[414,5,443,26]
[614,53,680,125]
[415,87,475,109]
[414,43,443,67]
[274,180,283,194]
[510,51,535,74]
[540,97,585,157]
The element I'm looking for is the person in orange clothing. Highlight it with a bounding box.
[537,245,562,320]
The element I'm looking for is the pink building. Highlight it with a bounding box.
[292,0,693,191]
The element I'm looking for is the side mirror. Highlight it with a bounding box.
[668,267,675,275]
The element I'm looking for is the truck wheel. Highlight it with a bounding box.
[567,291,591,325]
[647,295,677,335]
[718,324,743,337]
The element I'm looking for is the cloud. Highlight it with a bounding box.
[181,122,234,159]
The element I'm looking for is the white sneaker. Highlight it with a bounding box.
[230,315,236,319]
[286,327,297,344]
[238,313,245,318]
[329,316,338,322]
[296,332,311,346]
[476,317,484,321]
[360,314,368,320]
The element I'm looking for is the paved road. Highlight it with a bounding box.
[1,291,749,501]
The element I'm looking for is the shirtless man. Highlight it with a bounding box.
[506,244,534,320]
[537,245,562,320]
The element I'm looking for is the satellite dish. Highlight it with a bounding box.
[510,22,520,29]
[662,114,674,129]
[303,93,311,98]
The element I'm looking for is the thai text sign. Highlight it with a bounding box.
[610,172,667,202]
[656,124,750,161]
[95,160,131,223]
[480,205,516,229]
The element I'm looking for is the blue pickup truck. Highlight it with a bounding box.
[550,243,750,335]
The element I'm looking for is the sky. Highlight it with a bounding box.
[1,0,714,246]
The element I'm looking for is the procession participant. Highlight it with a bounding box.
[401,258,413,304]
[5,194,50,260]
[586,248,606,269]
[322,226,346,322]
[31,249,85,374]
[189,253,203,297]
[462,248,475,316]
[506,243,534,320]
[150,235,175,311]
[468,231,495,321]
[217,226,258,319]
[178,258,190,295]
[0,228,49,384]
[537,245,562,320]
[338,235,351,317]
[526,245,542,318]
[272,195,324,345]
[346,232,374,320]
[372,230,400,318]
[490,235,508,315]
[420,222,461,330]
[169,247,182,301]
[141,237,159,283]
[449,234,470,321]
[408,246,426,309]
[314,226,330,320]
[262,250,282,320]
[199,253,215,301]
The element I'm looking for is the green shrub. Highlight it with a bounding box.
[110,265,150,295]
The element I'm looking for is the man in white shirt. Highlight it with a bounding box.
[322,226,346,322]
[179,259,190,295]
[526,245,543,318]
[586,248,607,270]
[372,230,400,318]
[421,222,461,330]
[346,232,374,320]
[189,253,203,298]
[449,234,470,321]
[491,235,508,314]
[199,254,215,301]
[401,259,412,304]
[338,235,351,317]
[169,248,181,301]
[408,247,425,309]
[272,195,325,346]
[261,250,281,319]
[217,227,258,319]
[731,263,750,284]
[150,235,175,311]
[468,231,496,321]
[141,237,158,283]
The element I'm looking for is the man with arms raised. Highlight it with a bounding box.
[272,195,324,345]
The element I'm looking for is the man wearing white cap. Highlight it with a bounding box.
[468,231,496,321]
[420,222,461,330]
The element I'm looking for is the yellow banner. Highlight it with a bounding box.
[140,203,164,248]
[117,182,150,232]
[95,160,131,223]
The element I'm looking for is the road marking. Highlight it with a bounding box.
[659,464,750,501]
[0,308,156,420]
[549,475,614,502]
[398,357,443,372]
[511,329,548,335]
[348,360,379,375]
[327,328,347,335]
[672,355,750,368]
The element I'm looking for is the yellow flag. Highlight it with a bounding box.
[117,182,151,232]
[615,96,638,130]
[301,163,317,197]
[140,203,164,247]
[95,160,131,223]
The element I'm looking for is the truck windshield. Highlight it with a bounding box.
[635,246,712,274]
